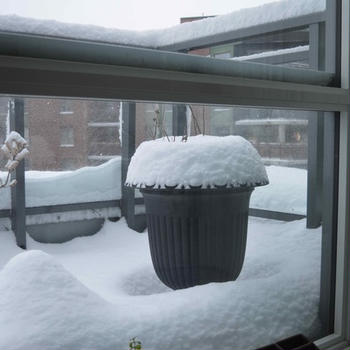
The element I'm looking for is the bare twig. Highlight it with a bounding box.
[188,105,202,135]
[153,105,170,142]
[202,106,206,135]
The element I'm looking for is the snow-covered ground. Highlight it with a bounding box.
[251,166,306,214]
[0,217,321,349]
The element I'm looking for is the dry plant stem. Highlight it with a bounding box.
[0,171,11,189]
[153,109,170,142]
[152,117,157,139]
[189,105,203,135]
[202,106,206,135]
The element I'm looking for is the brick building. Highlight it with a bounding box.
[0,97,121,171]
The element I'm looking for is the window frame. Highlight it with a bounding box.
[60,126,75,147]
[0,1,349,349]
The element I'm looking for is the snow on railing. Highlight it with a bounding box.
[24,157,121,208]
[0,0,325,49]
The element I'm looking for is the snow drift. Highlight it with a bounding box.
[0,218,321,349]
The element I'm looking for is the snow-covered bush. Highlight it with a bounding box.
[0,131,29,189]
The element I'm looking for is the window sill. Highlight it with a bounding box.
[316,334,349,350]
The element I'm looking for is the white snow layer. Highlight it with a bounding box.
[251,166,306,214]
[0,0,325,48]
[1,158,305,215]
[24,157,121,207]
[126,136,269,189]
[0,218,322,349]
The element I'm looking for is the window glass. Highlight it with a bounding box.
[23,97,121,207]
[136,102,173,147]
[60,126,74,147]
[59,99,74,114]
[128,101,329,347]
[0,96,336,349]
[0,97,10,210]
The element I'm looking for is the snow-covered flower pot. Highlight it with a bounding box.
[126,135,268,289]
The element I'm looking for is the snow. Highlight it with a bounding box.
[0,0,325,49]
[0,175,11,208]
[1,162,306,215]
[24,157,121,208]
[126,136,269,189]
[1,131,29,175]
[251,166,306,214]
[4,131,27,149]
[232,45,309,61]
[0,217,322,349]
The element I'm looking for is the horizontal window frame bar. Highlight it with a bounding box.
[25,200,121,215]
[0,31,333,86]
[0,55,348,112]
[0,198,144,218]
[1,200,305,222]
[0,209,11,218]
[249,208,306,221]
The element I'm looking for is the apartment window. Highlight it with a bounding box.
[60,126,74,147]
[59,100,74,114]
[210,44,234,58]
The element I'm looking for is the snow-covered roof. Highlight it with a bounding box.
[0,0,325,49]
[126,135,269,189]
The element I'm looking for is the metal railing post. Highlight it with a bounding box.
[121,102,146,232]
[9,98,26,249]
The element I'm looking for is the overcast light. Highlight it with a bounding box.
[0,0,279,30]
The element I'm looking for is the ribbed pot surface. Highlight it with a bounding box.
[141,187,253,290]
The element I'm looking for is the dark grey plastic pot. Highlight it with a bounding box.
[140,186,253,290]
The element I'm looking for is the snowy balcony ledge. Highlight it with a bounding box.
[0,0,325,50]
[0,0,333,92]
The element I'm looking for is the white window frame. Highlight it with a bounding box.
[316,2,350,349]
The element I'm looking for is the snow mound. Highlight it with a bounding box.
[0,251,115,349]
[251,166,306,214]
[0,219,322,349]
[126,135,269,189]
[25,157,121,207]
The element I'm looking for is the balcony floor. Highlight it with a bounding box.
[0,216,322,349]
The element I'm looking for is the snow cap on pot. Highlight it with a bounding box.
[126,135,269,189]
